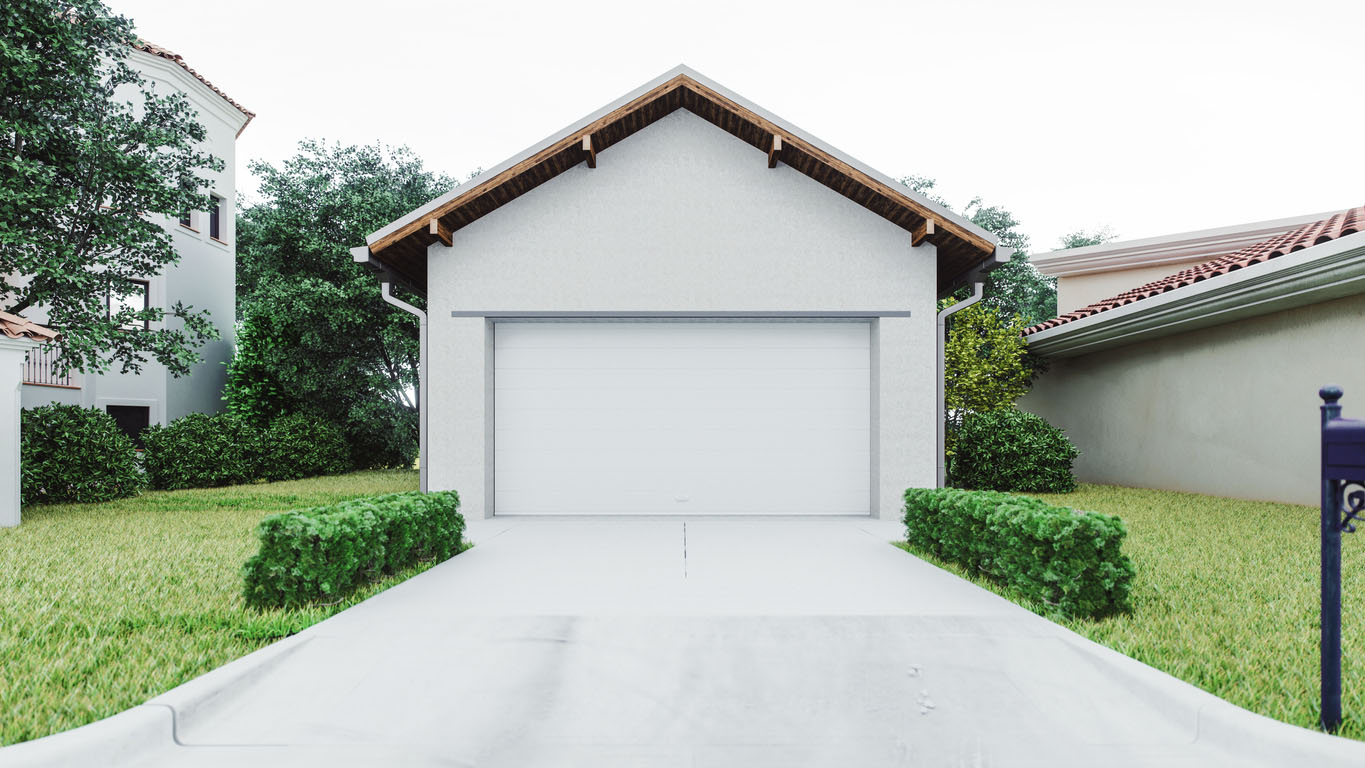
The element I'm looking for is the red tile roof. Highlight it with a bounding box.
[0,311,58,342]
[131,40,255,132]
[1024,205,1365,336]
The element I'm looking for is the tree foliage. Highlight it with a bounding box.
[941,302,1032,466]
[230,141,454,468]
[899,175,1057,326]
[1,0,222,375]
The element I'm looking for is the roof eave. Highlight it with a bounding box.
[1025,232,1365,358]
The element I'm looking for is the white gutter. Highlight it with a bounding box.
[936,282,984,488]
[1026,231,1365,359]
[380,281,428,494]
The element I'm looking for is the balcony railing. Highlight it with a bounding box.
[24,346,77,388]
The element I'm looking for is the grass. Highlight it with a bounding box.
[897,483,1365,740]
[0,470,424,746]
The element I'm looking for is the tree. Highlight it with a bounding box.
[900,176,1060,325]
[1,0,222,375]
[230,141,455,468]
[1058,227,1117,250]
[941,302,1032,469]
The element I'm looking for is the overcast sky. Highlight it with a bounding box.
[111,0,1362,254]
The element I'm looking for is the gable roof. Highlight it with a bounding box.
[360,65,1002,295]
[131,40,255,135]
[0,311,58,342]
[1024,205,1365,336]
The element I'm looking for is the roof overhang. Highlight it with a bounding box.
[1025,231,1365,358]
[361,65,1000,297]
[1031,210,1339,278]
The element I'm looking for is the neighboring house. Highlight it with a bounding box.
[352,65,1008,519]
[1022,206,1365,505]
[20,41,253,446]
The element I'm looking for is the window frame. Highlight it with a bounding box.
[208,194,223,241]
[108,279,151,332]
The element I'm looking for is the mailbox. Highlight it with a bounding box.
[1320,386,1364,732]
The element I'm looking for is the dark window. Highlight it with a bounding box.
[109,280,150,331]
[209,196,222,240]
[179,211,193,229]
[106,405,150,449]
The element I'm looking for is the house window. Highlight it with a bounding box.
[109,280,150,331]
[106,405,150,450]
[179,211,194,230]
[209,195,223,240]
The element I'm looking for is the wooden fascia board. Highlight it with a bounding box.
[369,75,692,256]
[680,78,996,258]
[369,73,994,262]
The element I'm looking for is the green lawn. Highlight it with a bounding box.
[0,470,423,746]
[898,483,1365,739]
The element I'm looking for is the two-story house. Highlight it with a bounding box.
[21,41,253,445]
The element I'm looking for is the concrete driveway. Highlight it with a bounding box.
[8,517,1365,767]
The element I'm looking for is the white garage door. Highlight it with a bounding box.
[494,321,870,515]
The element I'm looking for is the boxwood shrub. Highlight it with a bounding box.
[142,412,263,490]
[242,491,463,610]
[20,405,143,505]
[951,407,1079,493]
[260,413,350,482]
[903,487,1134,618]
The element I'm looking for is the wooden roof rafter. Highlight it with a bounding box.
[363,68,1000,294]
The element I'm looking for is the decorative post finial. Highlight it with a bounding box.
[1322,385,1344,404]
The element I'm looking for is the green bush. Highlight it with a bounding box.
[260,413,350,482]
[951,407,1079,492]
[242,491,463,609]
[20,405,143,505]
[142,413,262,490]
[903,487,1134,618]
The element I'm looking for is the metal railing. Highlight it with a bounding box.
[23,345,77,388]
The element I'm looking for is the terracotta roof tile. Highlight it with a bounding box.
[0,311,58,342]
[1023,205,1365,336]
[131,40,255,131]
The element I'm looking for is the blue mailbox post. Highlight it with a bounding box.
[1320,385,1365,732]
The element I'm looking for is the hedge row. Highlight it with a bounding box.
[143,412,349,490]
[20,405,143,505]
[242,491,463,610]
[903,487,1134,618]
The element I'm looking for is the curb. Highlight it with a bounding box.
[0,705,174,768]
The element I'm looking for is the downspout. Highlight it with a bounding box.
[381,280,428,494]
[936,282,984,488]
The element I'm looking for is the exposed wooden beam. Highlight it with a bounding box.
[582,134,596,168]
[428,217,452,247]
[768,134,783,168]
[912,217,936,247]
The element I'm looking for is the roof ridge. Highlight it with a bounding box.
[1024,204,1365,335]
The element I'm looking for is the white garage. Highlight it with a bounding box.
[493,321,871,515]
[354,66,1005,518]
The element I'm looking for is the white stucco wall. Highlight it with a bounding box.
[1055,258,1210,314]
[1022,291,1365,505]
[21,48,241,424]
[427,110,938,517]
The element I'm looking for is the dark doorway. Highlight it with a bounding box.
[106,405,151,449]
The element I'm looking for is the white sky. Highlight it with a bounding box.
[111,0,1363,254]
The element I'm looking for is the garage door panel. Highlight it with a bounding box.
[496,366,868,391]
[495,406,869,432]
[495,346,870,371]
[494,322,871,516]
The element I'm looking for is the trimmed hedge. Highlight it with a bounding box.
[242,491,463,609]
[20,405,143,505]
[904,487,1134,618]
[260,413,350,482]
[142,412,262,490]
[951,407,1079,493]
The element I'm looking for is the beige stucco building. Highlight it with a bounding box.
[1023,207,1365,505]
